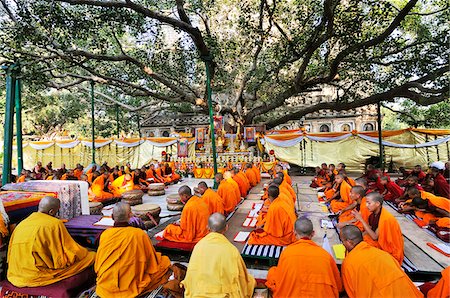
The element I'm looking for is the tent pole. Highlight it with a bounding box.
[2,63,17,185]
[90,80,95,164]
[15,77,23,175]
[377,102,384,170]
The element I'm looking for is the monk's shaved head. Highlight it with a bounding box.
[268,185,280,200]
[245,163,252,169]
[38,196,60,216]
[276,171,284,179]
[351,186,366,198]
[113,202,131,223]
[411,197,427,209]
[232,167,240,174]
[178,185,192,197]
[341,225,363,249]
[208,213,227,233]
[294,217,313,237]
[198,181,208,189]
[272,177,283,185]
[366,192,383,205]
[355,178,368,188]
[223,171,232,179]
[407,187,421,197]
[215,172,223,180]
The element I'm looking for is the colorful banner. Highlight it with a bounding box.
[244,127,256,142]
[178,138,189,158]
[195,128,206,144]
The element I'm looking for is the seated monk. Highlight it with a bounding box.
[181,213,256,297]
[271,178,295,208]
[379,176,403,202]
[95,202,171,297]
[155,163,172,184]
[110,174,134,197]
[310,164,329,188]
[396,175,424,203]
[197,182,224,215]
[256,181,293,226]
[216,172,241,214]
[16,169,27,183]
[426,266,450,298]
[340,225,422,298]
[351,192,404,264]
[276,171,296,202]
[7,197,95,287]
[336,186,370,231]
[251,163,261,184]
[327,174,353,214]
[163,186,209,243]
[109,167,122,183]
[163,163,181,183]
[244,163,258,187]
[132,169,149,191]
[232,168,249,198]
[146,164,164,183]
[73,164,83,180]
[400,188,450,228]
[248,186,297,246]
[90,172,114,202]
[266,217,342,297]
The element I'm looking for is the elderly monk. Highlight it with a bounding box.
[198,182,224,215]
[400,188,450,227]
[327,174,353,214]
[90,171,114,202]
[352,192,404,264]
[244,163,258,187]
[163,186,210,243]
[266,217,342,297]
[216,172,241,214]
[7,197,95,287]
[182,213,255,297]
[341,225,422,298]
[232,168,249,197]
[110,173,134,197]
[95,202,171,297]
[248,186,297,246]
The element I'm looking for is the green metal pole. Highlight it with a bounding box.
[15,78,23,175]
[137,114,142,138]
[90,80,95,164]
[377,101,384,170]
[115,104,120,138]
[2,64,17,185]
[203,58,218,185]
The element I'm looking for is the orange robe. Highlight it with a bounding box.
[330,180,352,213]
[282,169,291,185]
[110,175,134,197]
[238,172,251,194]
[428,266,450,298]
[253,166,261,183]
[61,173,68,180]
[91,175,114,202]
[233,174,249,198]
[95,226,171,297]
[73,169,83,180]
[217,179,241,213]
[257,193,293,226]
[280,181,296,203]
[146,169,163,183]
[248,197,297,246]
[87,173,94,184]
[163,195,209,243]
[266,239,342,297]
[415,191,450,226]
[16,175,26,183]
[342,241,422,298]
[363,207,404,264]
[155,168,171,183]
[202,188,225,215]
[245,169,257,187]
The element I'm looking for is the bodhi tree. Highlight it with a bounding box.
[0,0,448,130]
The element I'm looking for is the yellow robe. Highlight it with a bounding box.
[7,212,95,287]
[95,226,171,298]
[181,232,256,297]
[110,175,134,197]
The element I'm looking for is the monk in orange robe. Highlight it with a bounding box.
[91,172,114,202]
[163,186,210,243]
[146,164,164,183]
[16,170,26,183]
[198,182,225,215]
[232,168,249,197]
[95,202,171,297]
[400,188,450,227]
[340,225,422,298]
[276,172,296,202]
[328,174,353,213]
[271,178,294,208]
[352,192,404,264]
[275,164,291,185]
[248,185,297,246]
[73,164,83,180]
[244,164,258,187]
[216,172,241,213]
[109,167,122,183]
[110,174,134,197]
[336,186,370,232]
[427,266,450,298]
[155,163,171,183]
[252,164,261,183]
[266,217,342,297]
[257,181,293,226]
[238,170,251,193]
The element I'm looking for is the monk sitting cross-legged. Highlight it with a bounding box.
[379,176,404,202]
[197,182,225,215]
[90,171,114,202]
[163,186,210,243]
[244,163,258,187]
[266,217,342,298]
[336,186,370,231]
[110,173,134,197]
[327,174,353,214]
[276,171,296,203]
[340,225,422,298]
[351,192,404,264]
[181,213,256,297]
[7,197,96,287]
[248,185,297,246]
[232,168,249,198]
[95,202,172,297]
[216,172,241,214]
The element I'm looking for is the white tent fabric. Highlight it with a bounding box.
[81,140,113,148]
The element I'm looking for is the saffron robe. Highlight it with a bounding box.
[217,179,241,213]
[428,266,450,298]
[202,188,225,215]
[280,180,296,202]
[415,191,450,226]
[248,198,297,246]
[342,241,422,298]
[266,239,342,297]
[363,207,404,264]
[181,232,256,298]
[330,180,352,213]
[282,169,291,185]
[91,175,114,202]
[163,195,209,243]
[95,226,171,298]
[110,175,134,197]
[7,212,95,287]
[245,169,258,187]
[233,173,249,197]
[253,166,261,183]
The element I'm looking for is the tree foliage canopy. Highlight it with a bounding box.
[0,0,448,132]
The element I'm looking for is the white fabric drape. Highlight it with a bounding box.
[55,140,80,149]
[307,134,352,142]
[146,139,178,147]
[264,136,304,147]
[29,142,54,150]
[358,134,450,148]
[114,139,145,147]
[81,140,113,148]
